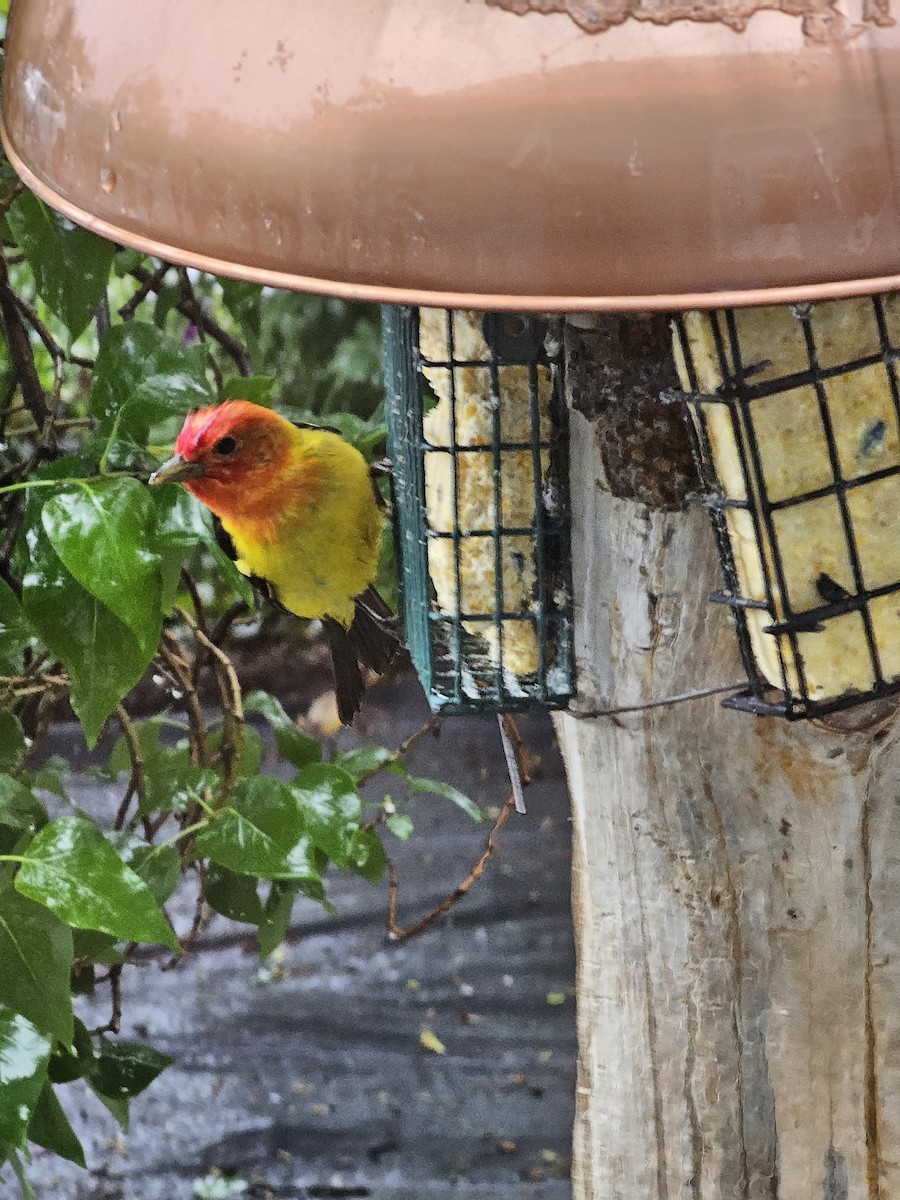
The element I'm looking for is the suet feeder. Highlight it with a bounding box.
[382,306,573,713]
[673,298,900,720]
[5,0,900,720]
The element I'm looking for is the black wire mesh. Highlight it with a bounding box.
[673,295,900,719]
[383,306,574,714]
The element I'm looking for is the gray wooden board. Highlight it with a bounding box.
[6,682,576,1200]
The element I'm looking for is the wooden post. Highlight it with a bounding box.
[555,317,900,1200]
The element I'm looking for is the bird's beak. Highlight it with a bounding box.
[148,455,206,486]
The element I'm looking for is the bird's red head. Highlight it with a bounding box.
[152,400,297,523]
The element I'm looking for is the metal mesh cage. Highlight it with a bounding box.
[382,306,574,714]
[673,296,900,719]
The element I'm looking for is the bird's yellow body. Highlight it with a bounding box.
[219,423,383,629]
[149,400,397,723]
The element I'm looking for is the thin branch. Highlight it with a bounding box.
[158,632,210,768]
[11,292,94,369]
[177,605,244,793]
[357,715,442,787]
[91,963,123,1035]
[118,261,170,321]
[387,793,516,941]
[129,264,252,376]
[163,864,213,969]
[114,704,146,830]
[0,246,48,431]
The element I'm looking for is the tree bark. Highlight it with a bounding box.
[555,319,900,1200]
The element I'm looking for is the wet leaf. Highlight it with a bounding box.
[204,864,264,925]
[195,777,320,883]
[105,719,218,815]
[92,1037,173,1100]
[0,717,27,775]
[90,322,212,428]
[257,881,299,958]
[220,375,275,406]
[87,1083,130,1131]
[48,1017,95,1084]
[331,744,394,783]
[386,812,414,841]
[406,774,483,822]
[0,1005,51,1146]
[127,842,182,906]
[42,478,162,656]
[0,774,47,841]
[21,519,151,745]
[28,1083,85,1167]
[0,578,31,672]
[245,691,320,769]
[348,827,386,883]
[15,817,179,949]
[7,192,115,341]
[219,278,262,339]
[0,891,73,1046]
[290,763,360,867]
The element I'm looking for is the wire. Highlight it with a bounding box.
[567,680,746,718]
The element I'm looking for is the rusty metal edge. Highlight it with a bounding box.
[6,122,900,314]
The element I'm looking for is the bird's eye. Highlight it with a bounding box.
[213,436,238,456]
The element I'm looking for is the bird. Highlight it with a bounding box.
[149,399,400,724]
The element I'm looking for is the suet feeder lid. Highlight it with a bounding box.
[5,0,900,312]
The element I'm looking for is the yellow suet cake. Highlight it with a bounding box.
[419,308,553,677]
[673,296,900,700]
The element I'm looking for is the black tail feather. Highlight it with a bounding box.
[323,587,402,725]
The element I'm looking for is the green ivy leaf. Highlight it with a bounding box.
[7,192,115,341]
[405,774,483,822]
[209,538,257,608]
[20,759,67,801]
[41,478,162,657]
[48,1017,95,1084]
[0,715,26,775]
[71,929,128,967]
[21,519,152,745]
[0,775,46,828]
[386,812,414,841]
[219,279,262,339]
[331,744,394,783]
[87,1084,130,1131]
[0,578,31,673]
[220,375,275,406]
[0,891,73,1046]
[15,817,179,949]
[209,725,263,780]
[92,1037,173,1100]
[28,1083,86,1167]
[124,842,182,906]
[0,1005,51,1147]
[20,518,151,748]
[348,828,386,883]
[257,881,299,958]
[104,718,218,815]
[290,764,360,868]
[90,322,213,428]
[204,863,264,925]
[195,776,320,882]
[244,691,320,769]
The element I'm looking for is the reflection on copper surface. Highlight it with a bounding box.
[4,0,900,309]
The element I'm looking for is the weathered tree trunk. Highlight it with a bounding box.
[555,319,900,1200]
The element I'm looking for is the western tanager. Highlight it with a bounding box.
[149,399,399,723]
